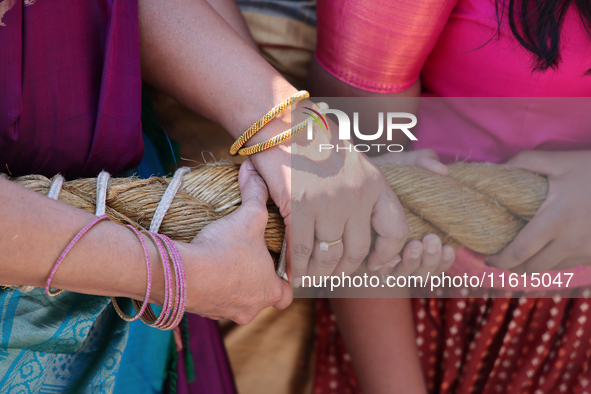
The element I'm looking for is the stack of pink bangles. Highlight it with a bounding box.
[44,215,186,331]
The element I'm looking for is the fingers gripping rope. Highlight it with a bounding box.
[149,167,289,280]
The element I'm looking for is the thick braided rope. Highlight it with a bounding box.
[8,162,548,259]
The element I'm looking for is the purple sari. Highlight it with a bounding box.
[0,2,236,393]
[0,0,143,178]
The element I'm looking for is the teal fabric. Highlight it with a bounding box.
[0,136,172,394]
[0,288,125,393]
[140,91,181,176]
[0,290,171,394]
[113,303,171,394]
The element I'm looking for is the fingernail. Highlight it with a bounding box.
[410,246,422,259]
[370,264,384,272]
[443,247,454,261]
[245,160,255,171]
[292,278,301,288]
[387,256,402,268]
[426,238,439,254]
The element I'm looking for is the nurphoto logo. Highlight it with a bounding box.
[305,105,418,153]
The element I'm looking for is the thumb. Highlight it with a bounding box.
[272,277,293,311]
[238,159,269,207]
[505,151,557,176]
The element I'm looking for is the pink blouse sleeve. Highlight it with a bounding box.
[315,0,458,93]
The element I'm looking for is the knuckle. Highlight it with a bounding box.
[388,217,410,241]
[233,312,255,326]
[421,149,437,159]
[377,217,408,242]
[292,244,313,259]
[267,284,283,305]
[508,248,528,265]
[317,255,341,270]
[245,199,268,218]
[347,249,370,266]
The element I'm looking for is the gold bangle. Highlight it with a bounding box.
[229,90,310,156]
[237,118,309,156]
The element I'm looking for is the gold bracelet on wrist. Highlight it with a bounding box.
[237,118,309,156]
[229,90,310,156]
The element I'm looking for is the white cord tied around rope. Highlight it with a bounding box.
[150,167,191,233]
[47,175,64,200]
[95,171,110,217]
[16,167,288,294]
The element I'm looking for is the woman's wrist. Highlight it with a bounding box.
[174,240,213,316]
[221,83,298,140]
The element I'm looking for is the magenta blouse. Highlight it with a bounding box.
[315,0,591,289]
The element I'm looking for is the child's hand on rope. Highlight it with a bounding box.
[374,234,456,279]
[371,149,455,277]
[485,150,591,273]
[179,159,292,324]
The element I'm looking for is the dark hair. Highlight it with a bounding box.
[496,0,591,72]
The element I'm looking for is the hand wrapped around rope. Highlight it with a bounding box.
[10,162,548,257]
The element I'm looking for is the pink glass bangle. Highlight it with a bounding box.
[111,225,152,322]
[152,234,184,330]
[157,234,186,330]
[45,215,110,297]
[150,232,174,328]
[163,234,186,329]
[136,231,174,328]
[154,236,177,329]
[133,231,186,330]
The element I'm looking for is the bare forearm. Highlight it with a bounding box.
[139,0,302,218]
[204,0,258,50]
[139,0,296,139]
[0,179,164,302]
[330,298,427,394]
